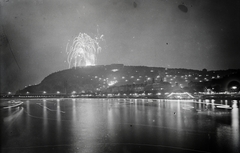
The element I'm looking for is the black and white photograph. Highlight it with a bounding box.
[1,0,240,152]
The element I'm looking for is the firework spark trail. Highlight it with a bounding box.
[66,33,102,68]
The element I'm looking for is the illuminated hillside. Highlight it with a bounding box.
[17,64,239,95]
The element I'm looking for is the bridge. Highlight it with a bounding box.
[167,92,195,99]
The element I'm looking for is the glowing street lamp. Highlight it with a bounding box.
[43,91,46,94]
[57,91,60,94]
[72,91,76,94]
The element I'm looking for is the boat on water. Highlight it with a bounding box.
[215,105,233,110]
[1,100,23,109]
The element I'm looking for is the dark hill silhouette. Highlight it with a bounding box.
[16,64,240,95]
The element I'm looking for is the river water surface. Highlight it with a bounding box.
[1,98,239,153]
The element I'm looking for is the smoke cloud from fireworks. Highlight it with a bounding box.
[66,33,102,68]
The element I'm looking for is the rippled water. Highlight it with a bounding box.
[1,98,239,153]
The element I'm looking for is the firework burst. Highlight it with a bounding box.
[66,33,102,68]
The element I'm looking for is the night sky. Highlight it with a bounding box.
[1,0,239,93]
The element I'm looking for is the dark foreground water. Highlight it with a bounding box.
[1,98,239,153]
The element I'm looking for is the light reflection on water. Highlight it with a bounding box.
[72,99,76,121]
[43,99,48,141]
[56,99,61,143]
[1,98,239,153]
[26,100,30,132]
[231,100,239,150]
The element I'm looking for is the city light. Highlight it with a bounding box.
[72,91,76,94]
[112,69,118,72]
[108,80,118,86]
